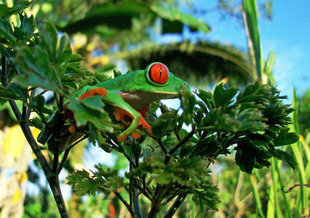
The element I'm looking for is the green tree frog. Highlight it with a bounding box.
[76,62,190,141]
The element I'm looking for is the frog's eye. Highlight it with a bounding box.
[148,63,169,84]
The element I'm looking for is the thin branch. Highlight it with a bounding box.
[26,89,35,120]
[282,184,310,193]
[163,194,187,218]
[168,129,196,155]
[133,187,143,218]
[1,56,68,217]
[52,138,60,173]
[1,56,51,173]
[162,191,178,206]
[113,191,135,216]
[53,96,64,173]
[134,183,153,201]
[57,135,88,174]
[151,136,167,154]
[106,138,121,152]
[118,143,137,168]
[189,130,208,158]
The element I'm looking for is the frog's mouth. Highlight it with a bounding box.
[118,91,179,109]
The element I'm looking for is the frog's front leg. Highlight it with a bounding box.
[113,106,152,141]
[78,87,152,141]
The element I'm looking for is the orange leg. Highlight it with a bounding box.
[78,87,108,100]
[114,106,152,141]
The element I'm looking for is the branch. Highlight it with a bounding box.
[168,129,196,156]
[133,187,143,218]
[57,135,88,174]
[151,136,168,155]
[1,56,51,173]
[118,143,137,168]
[113,191,135,216]
[1,55,68,217]
[134,183,153,201]
[163,193,187,218]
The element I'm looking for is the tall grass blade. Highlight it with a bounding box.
[249,173,265,217]
[243,0,263,80]
[290,88,309,215]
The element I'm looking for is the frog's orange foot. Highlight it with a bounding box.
[131,131,141,139]
[114,106,132,122]
[117,133,128,142]
[78,87,108,100]
[137,113,152,135]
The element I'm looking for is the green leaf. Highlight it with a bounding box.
[39,23,58,60]
[196,89,215,110]
[56,34,72,68]
[152,109,178,137]
[37,125,52,145]
[0,1,31,18]
[180,86,196,125]
[88,123,112,153]
[237,82,264,103]
[29,117,44,130]
[215,113,240,132]
[235,108,267,132]
[264,51,276,86]
[213,83,238,108]
[67,97,113,132]
[269,149,297,169]
[8,83,28,102]
[0,17,16,45]
[150,4,210,33]
[58,1,150,33]
[0,86,20,100]
[273,129,299,146]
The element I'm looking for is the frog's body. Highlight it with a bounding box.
[77,62,190,141]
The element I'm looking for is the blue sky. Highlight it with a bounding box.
[186,0,310,99]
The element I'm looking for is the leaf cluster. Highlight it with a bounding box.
[68,82,298,216]
[192,83,298,173]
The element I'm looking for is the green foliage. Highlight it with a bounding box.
[297,90,310,135]
[56,1,209,35]
[0,1,31,18]
[66,82,297,216]
[67,165,128,196]
[243,0,263,80]
[0,1,301,217]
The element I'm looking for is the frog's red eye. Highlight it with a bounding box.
[148,63,169,84]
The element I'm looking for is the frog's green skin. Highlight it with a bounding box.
[76,62,190,141]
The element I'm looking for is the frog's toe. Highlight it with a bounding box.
[131,131,141,139]
[137,115,152,133]
[117,133,127,142]
[78,87,108,100]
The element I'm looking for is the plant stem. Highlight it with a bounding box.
[57,136,87,174]
[48,175,68,218]
[1,56,69,217]
[113,191,136,216]
[134,187,142,218]
[164,194,187,218]
[168,129,196,155]
[249,174,265,218]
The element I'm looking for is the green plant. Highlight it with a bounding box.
[0,1,299,217]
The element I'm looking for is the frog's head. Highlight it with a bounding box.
[129,62,191,99]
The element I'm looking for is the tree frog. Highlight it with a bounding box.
[76,62,191,141]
